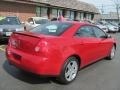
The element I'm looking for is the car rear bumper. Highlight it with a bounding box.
[6,46,60,76]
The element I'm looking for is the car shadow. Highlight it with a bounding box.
[0,40,8,45]
[3,60,58,84]
[3,59,111,85]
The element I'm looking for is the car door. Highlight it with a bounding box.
[74,25,101,66]
[92,26,113,59]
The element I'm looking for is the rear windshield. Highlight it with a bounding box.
[31,22,72,36]
[0,17,21,25]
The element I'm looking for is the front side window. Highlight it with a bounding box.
[75,26,95,37]
[93,26,107,38]
[27,18,33,23]
[31,22,72,36]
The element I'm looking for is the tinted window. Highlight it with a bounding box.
[93,26,106,38]
[0,17,21,25]
[75,26,95,37]
[27,18,33,23]
[34,19,49,24]
[31,22,72,36]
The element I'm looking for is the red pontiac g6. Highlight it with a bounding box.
[6,21,116,84]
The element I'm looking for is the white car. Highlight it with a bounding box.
[25,17,49,30]
[105,24,119,33]
[96,24,108,33]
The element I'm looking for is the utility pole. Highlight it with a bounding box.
[112,0,120,22]
[116,3,120,22]
[101,4,104,14]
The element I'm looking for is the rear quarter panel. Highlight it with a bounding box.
[44,37,86,75]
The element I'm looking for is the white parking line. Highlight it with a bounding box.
[0,45,5,52]
[0,48,5,52]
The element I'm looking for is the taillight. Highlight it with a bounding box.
[34,40,48,53]
[35,46,40,52]
[7,50,11,55]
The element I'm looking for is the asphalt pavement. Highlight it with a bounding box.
[0,33,120,90]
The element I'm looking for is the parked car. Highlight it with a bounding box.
[118,22,120,32]
[0,16,24,41]
[6,21,116,84]
[25,17,49,30]
[96,24,108,33]
[105,24,119,33]
[109,22,120,32]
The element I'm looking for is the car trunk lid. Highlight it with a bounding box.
[10,32,44,54]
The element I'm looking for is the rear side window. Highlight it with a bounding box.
[31,22,72,36]
[75,26,95,37]
[27,18,33,23]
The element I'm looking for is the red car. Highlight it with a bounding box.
[6,21,116,84]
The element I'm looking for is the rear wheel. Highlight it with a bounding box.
[58,57,79,84]
[106,46,116,60]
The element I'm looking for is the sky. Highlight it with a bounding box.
[79,0,117,14]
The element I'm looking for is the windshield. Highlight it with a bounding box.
[105,24,113,27]
[31,22,72,36]
[34,19,49,24]
[0,17,21,25]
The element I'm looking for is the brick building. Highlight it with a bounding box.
[0,0,99,21]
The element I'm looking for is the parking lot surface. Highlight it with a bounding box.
[0,33,120,90]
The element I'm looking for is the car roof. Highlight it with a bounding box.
[54,21,93,26]
[31,17,48,19]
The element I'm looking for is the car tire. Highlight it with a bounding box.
[106,46,116,60]
[58,57,79,84]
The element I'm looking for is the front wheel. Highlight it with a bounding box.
[58,57,79,84]
[106,46,116,60]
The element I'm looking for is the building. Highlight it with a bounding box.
[0,0,99,21]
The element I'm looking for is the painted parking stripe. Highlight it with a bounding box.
[0,45,5,52]
[0,47,5,52]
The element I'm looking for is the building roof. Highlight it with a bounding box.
[32,0,99,13]
[4,0,99,13]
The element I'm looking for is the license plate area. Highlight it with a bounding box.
[6,32,12,36]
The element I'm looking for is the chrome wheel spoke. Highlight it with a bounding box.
[111,47,115,58]
[65,60,78,81]
[65,69,71,78]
